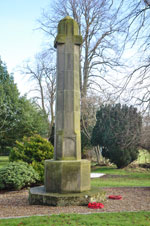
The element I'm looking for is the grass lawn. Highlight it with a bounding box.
[0,212,150,226]
[91,166,150,187]
[0,156,9,169]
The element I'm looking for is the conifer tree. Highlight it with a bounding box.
[91,104,142,168]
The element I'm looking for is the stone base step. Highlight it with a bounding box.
[29,186,106,206]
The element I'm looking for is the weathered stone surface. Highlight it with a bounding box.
[29,186,106,206]
[54,16,82,161]
[54,16,82,48]
[45,160,91,193]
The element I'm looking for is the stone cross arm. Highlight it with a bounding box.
[54,16,82,48]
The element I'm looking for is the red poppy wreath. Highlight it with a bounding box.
[108,195,122,200]
[88,202,104,209]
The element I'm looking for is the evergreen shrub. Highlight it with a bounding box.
[9,134,54,181]
[91,104,142,168]
[0,161,40,190]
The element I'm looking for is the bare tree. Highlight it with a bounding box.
[38,0,124,98]
[81,94,102,138]
[80,94,101,163]
[80,93,116,164]
[114,0,150,110]
[22,52,56,136]
[119,0,150,47]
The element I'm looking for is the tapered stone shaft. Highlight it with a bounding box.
[54,16,82,160]
[44,16,91,193]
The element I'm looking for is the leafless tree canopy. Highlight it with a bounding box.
[38,0,125,99]
[114,0,150,111]
[22,52,56,136]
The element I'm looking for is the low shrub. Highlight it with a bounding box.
[9,135,54,181]
[0,161,40,190]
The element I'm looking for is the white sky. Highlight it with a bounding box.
[0,0,51,96]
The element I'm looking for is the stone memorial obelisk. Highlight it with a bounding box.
[29,16,105,206]
[45,16,91,193]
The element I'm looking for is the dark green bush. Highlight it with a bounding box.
[0,161,40,190]
[9,134,54,181]
[91,104,142,168]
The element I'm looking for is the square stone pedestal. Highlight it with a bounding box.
[29,159,107,206]
[44,159,91,193]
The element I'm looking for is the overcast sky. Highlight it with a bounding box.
[0,0,51,95]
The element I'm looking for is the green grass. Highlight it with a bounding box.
[91,166,150,187]
[0,156,9,169]
[0,212,150,226]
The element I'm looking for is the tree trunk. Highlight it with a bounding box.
[94,146,101,165]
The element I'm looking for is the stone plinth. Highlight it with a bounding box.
[45,160,91,193]
[29,186,106,206]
